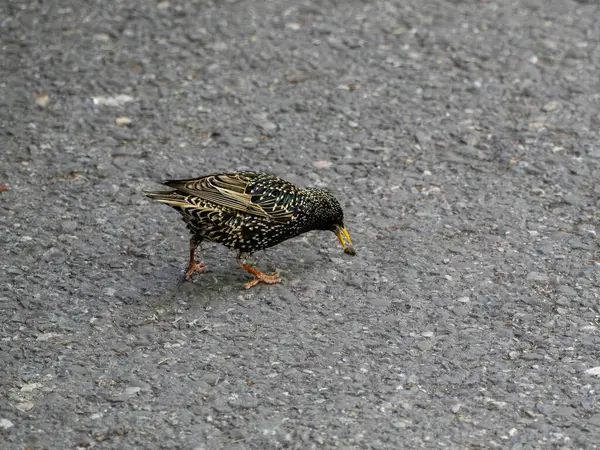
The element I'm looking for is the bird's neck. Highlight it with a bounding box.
[297,189,328,232]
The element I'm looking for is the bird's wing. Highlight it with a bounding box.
[162,172,301,223]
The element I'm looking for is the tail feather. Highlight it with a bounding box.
[143,190,193,209]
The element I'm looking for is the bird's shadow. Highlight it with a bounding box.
[129,235,352,309]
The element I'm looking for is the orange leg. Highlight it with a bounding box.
[237,255,281,289]
[185,237,206,280]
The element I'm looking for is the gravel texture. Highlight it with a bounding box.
[2,0,600,448]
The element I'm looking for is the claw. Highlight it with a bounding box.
[242,271,281,289]
[184,261,206,280]
[237,254,281,289]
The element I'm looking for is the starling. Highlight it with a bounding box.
[144,171,355,289]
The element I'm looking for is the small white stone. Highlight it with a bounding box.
[21,383,44,392]
[313,160,332,169]
[0,419,14,429]
[125,386,141,396]
[584,367,600,377]
[35,94,50,108]
[115,116,132,127]
[92,94,134,107]
[36,332,60,341]
[93,33,111,42]
[16,402,34,412]
[542,101,559,112]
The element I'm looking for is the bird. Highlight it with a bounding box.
[144,171,356,289]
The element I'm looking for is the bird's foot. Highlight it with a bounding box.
[241,264,281,289]
[184,261,206,280]
[243,272,281,289]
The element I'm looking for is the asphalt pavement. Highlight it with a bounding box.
[2,0,600,448]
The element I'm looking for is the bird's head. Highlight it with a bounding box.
[305,188,356,256]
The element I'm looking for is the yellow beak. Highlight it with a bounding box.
[335,225,353,249]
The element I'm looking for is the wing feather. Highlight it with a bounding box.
[162,172,301,223]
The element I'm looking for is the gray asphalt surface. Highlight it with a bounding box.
[2,0,600,448]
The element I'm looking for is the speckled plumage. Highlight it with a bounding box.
[144,171,355,289]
